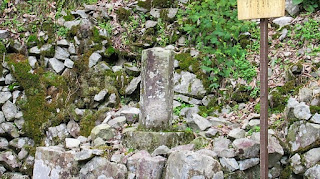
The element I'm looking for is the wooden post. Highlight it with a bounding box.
[260,18,269,179]
[237,1,285,178]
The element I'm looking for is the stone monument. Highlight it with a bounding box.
[123,47,194,152]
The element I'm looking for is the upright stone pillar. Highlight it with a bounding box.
[123,48,194,151]
[140,47,174,130]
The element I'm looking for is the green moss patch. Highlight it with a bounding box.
[270,80,301,112]
[6,53,75,145]
[63,11,75,21]
[137,0,152,10]
[116,7,131,21]
[0,41,6,54]
[231,85,251,103]
[310,105,320,114]
[40,45,55,58]
[175,53,199,72]
[152,0,175,8]
[26,34,39,47]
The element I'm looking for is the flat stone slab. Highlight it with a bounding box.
[122,127,194,152]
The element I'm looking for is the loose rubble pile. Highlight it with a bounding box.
[0,0,320,178]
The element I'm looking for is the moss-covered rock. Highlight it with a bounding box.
[6,53,76,145]
[40,45,55,58]
[137,0,152,10]
[224,165,260,179]
[231,85,251,103]
[175,53,200,72]
[116,7,131,21]
[152,0,175,8]
[270,80,301,112]
[63,11,75,21]
[280,166,294,179]
[190,136,211,150]
[26,35,39,47]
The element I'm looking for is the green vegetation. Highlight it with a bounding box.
[177,0,257,89]
[310,105,320,114]
[190,137,210,150]
[293,0,320,12]
[116,7,131,21]
[246,126,260,136]
[198,103,219,118]
[156,19,169,46]
[0,0,9,13]
[99,22,113,36]
[57,26,69,38]
[175,53,201,73]
[271,118,285,129]
[294,19,320,46]
[0,40,6,54]
[137,0,152,10]
[6,54,75,145]
[269,80,301,112]
[173,99,194,116]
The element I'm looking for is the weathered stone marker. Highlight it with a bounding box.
[123,47,194,152]
[140,47,174,130]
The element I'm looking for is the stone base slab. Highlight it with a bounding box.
[122,127,194,152]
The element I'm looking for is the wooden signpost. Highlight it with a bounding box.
[237,0,285,178]
[238,0,285,20]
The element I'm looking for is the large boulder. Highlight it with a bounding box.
[0,92,12,105]
[90,124,115,141]
[303,147,320,168]
[304,164,320,179]
[122,127,194,152]
[213,137,236,158]
[186,113,212,131]
[285,0,300,16]
[165,150,222,178]
[127,150,166,179]
[79,157,127,179]
[287,121,320,152]
[174,71,206,98]
[2,101,18,121]
[0,151,20,170]
[33,146,78,179]
[232,138,259,159]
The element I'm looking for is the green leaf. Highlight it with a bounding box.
[201,66,214,72]
[292,0,303,5]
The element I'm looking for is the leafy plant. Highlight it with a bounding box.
[99,22,113,36]
[57,26,68,38]
[8,82,19,91]
[184,127,193,134]
[157,18,169,46]
[294,19,320,45]
[0,0,9,12]
[173,98,194,116]
[247,126,260,136]
[271,118,285,129]
[178,0,257,88]
[293,0,320,12]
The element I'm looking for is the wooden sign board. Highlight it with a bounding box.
[238,0,285,20]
